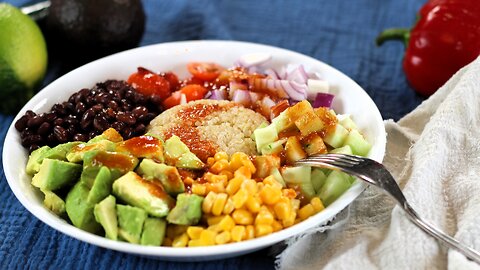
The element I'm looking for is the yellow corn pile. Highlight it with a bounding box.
[162,152,325,247]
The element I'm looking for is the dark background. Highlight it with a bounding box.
[1,0,425,269]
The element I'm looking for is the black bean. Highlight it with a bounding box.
[44,113,56,123]
[116,112,136,125]
[134,124,146,135]
[65,115,79,126]
[132,106,148,118]
[15,115,30,131]
[53,118,64,126]
[28,144,40,153]
[93,115,109,131]
[37,122,51,136]
[27,115,44,128]
[111,121,126,132]
[105,108,116,120]
[25,110,36,117]
[75,102,86,115]
[107,100,119,110]
[73,133,88,142]
[53,126,68,142]
[52,103,67,115]
[91,104,104,112]
[121,127,134,139]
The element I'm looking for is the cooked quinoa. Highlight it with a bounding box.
[147,100,267,160]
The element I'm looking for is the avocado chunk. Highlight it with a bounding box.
[32,158,82,191]
[164,135,204,169]
[94,195,118,240]
[136,159,184,195]
[112,171,174,217]
[117,204,147,244]
[44,141,82,161]
[87,166,113,204]
[42,190,66,216]
[82,150,138,176]
[26,146,51,175]
[140,218,167,246]
[88,128,123,143]
[65,182,101,233]
[116,135,164,163]
[66,140,117,163]
[166,193,204,226]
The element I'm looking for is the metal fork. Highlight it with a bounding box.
[295,153,480,264]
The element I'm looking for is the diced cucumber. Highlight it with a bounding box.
[282,166,315,200]
[330,145,353,155]
[318,170,351,206]
[323,123,349,148]
[251,122,269,140]
[343,129,371,156]
[311,168,327,193]
[271,110,294,133]
[338,114,358,131]
[270,168,286,188]
[260,138,287,155]
[253,124,278,152]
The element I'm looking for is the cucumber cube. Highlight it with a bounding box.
[343,129,371,156]
[323,123,349,148]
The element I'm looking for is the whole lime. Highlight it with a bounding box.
[0,3,48,114]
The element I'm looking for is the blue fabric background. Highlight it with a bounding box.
[1,0,426,269]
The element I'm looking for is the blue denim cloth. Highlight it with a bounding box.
[1,0,426,269]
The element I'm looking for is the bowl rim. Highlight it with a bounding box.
[3,39,386,260]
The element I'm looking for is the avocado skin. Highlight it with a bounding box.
[45,0,145,64]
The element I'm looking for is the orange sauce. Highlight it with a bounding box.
[117,135,162,158]
[91,152,136,173]
[164,126,217,162]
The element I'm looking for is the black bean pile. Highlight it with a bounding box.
[15,80,164,153]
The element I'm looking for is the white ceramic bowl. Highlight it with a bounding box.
[3,40,386,261]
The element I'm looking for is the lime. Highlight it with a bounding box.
[0,3,47,114]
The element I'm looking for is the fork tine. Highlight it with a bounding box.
[303,154,359,167]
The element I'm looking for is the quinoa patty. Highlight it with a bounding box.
[147,100,267,161]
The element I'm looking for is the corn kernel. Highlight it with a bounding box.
[172,233,189,247]
[282,188,297,199]
[255,224,273,237]
[234,166,252,179]
[199,229,217,246]
[162,237,173,247]
[241,179,258,195]
[232,188,249,209]
[255,207,274,225]
[212,193,228,216]
[211,159,229,174]
[274,201,291,221]
[282,211,296,228]
[226,177,243,195]
[232,209,254,225]
[229,152,248,171]
[259,185,282,205]
[207,215,225,226]
[222,198,235,214]
[217,215,235,232]
[210,174,228,184]
[310,197,325,212]
[219,170,234,180]
[263,175,283,189]
[208,224,220,232]
[207,157,216,167]
[231,225,246,242]
[241,156,256,174]
[192,183,207,196]
[215,231,231,245]
[188,239,203,247]
[206,182,226,193]
[245,195,261,213]
[186,226,204,240]
[214,151,229,161]
[203,192,217,213]
[298,204,315,220]
[183,176,194,186]
[245,225,255,240]
[272,220,283,232]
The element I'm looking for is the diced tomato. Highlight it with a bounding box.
[187,62,224,81]
[162,84,209,109]
[161,72,181,91]
[127,67,171,99]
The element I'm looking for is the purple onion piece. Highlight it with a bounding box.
[313,92,335,108]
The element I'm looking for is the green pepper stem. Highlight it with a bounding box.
[375,28,410,48]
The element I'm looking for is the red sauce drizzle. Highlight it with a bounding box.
[118,135,162,158]
[164,126,217,162]
[91,152,136,173]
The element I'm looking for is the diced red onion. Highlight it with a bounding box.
[264,68,280,79]
[287,65,308,84]
[249,92,263,103]
[313,92,334,108]
[232,89,251,106]
[237,53,272,67]
[229,81,248,99]
[251,78,307,100]
[209,89,227,100]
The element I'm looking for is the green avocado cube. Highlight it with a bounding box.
[166,193,204,226]
[65,182,101,233]
[141,218,167,246]
[66,140,117,163]
[26,146,51,175]
[164,135,204,169]
[94,195,118,240]
[87,166,114,204]
[136,159,184,195]
[117,204,147,244]
[32,158,82,191]
[42,189,66,216]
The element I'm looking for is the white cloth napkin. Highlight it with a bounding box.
[276,56,480,270]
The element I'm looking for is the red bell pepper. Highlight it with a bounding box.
[376,0,480,97]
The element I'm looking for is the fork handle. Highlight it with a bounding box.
[402,202,480,264]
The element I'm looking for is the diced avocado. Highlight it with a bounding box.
[166,193,204,226]
[116,135,164,163]
[44,141,82,161]
[317,170,351,206]
[112,171,174,217]
[260,138,287,155]
[66,140,117,163]
[294,110,324,136]
[338,114,358,131]
[253,155,281,178]
[83,150,138,176]
[32,158,82,191]
[281,166,315,200]
[87,166,114,204]
[330,145,353,155]
[65,182,101,233]
[88,128,123,143]
[26,146,51,175]
[164,135,204,169]
[271,110,295,133]
[285,136,306,164]
[323,123,349,148]
[343,129,371,156]
[42,189,66,216]
[303,133,327,156]
[116,204,147,244]
[311,168,327,193]
[94,195,118,240]
[79,166,101,188]
[141,218,167,246]
[253,124,278,153]
[136,159,184,195]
